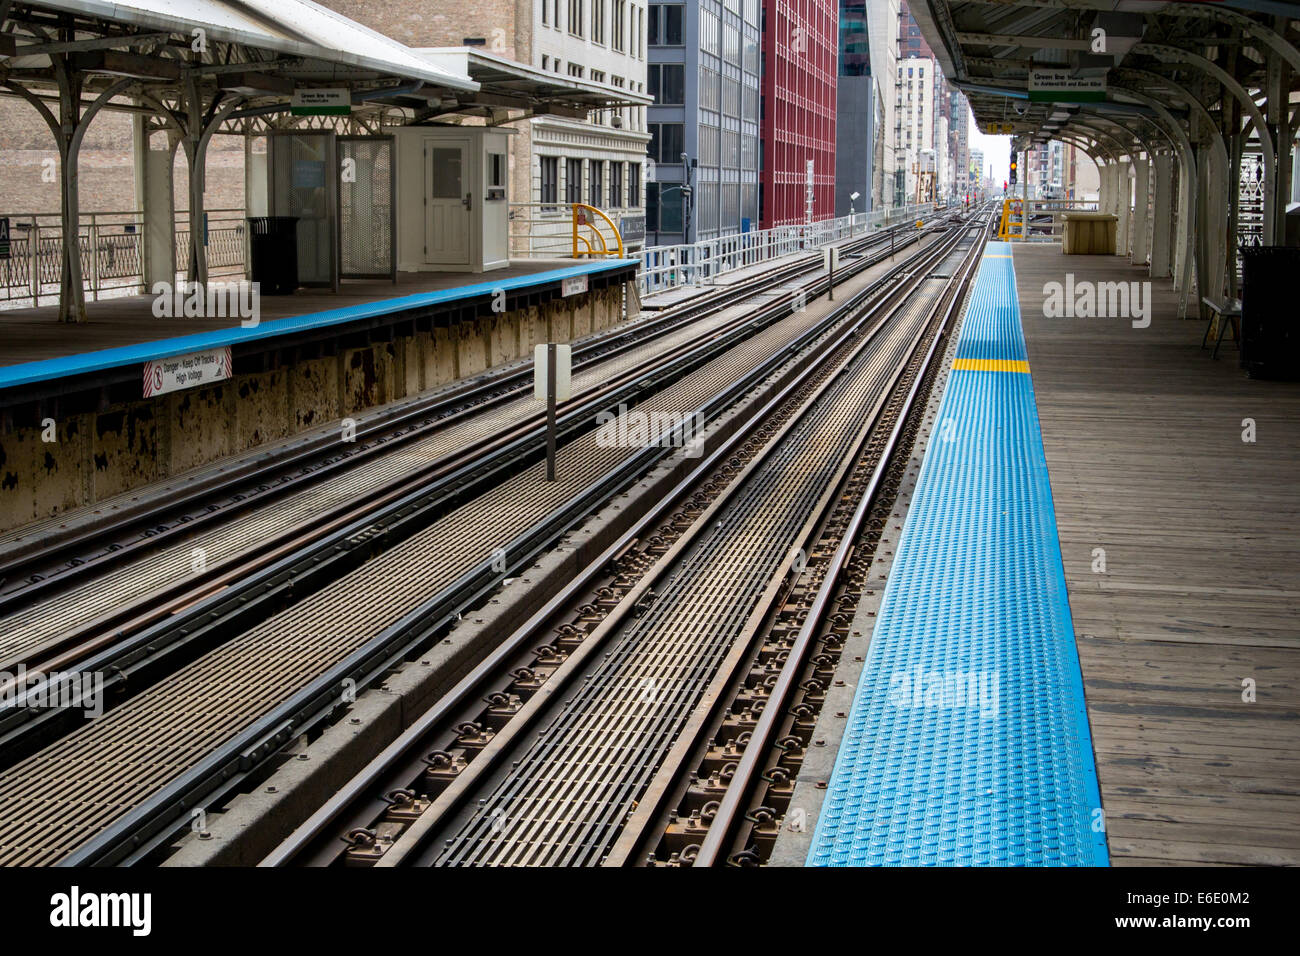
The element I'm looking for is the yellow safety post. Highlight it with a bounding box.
[996,199,1024,241]
[572,203,626,258]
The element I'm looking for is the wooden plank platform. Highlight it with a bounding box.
[1012,243,1300,866]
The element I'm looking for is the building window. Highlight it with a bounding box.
[566,158,583,204]
[612,0,626,51]
[647,182,683,233]
[648,123,684,164]
[541,0,550,26]
[589,160,604,207]
[648,3,683,46]
[568,63,585,79]
[628,161,641,207]
[648,63,684,105]
[609,162,623,208]
[542,54,550,70]
[569,0,585,37]
[593,0,605,44]
[541,156,559,209]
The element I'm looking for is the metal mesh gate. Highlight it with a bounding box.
[1237,150,1265,285]
[339,136,395,280]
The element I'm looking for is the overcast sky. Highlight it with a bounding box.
[956,98,1013,184]
[968,126,1012,186]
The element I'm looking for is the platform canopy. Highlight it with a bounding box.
[909,1,1300,321]
[0,0,649,322]
[416,48,653,125]
[909,1,1299,149]
[0,0,479,112]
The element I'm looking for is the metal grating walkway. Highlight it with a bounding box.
[806,242,1109,867]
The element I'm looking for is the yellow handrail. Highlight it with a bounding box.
[572,203,625,259]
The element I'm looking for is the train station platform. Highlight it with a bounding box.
[801,241,1300,867]
[1013,244,1300,866]
[807,242,1109,866]
[0,259,637,389]
[0,258,637,532]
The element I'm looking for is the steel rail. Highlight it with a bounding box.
[419,229,975,868]
[0,222,926,603]
[41,222,960,868]
[0,223,934,739]
[692,218,990,866]
[597,226,989,868]
[264,220,973,868]
[294,221,976,868]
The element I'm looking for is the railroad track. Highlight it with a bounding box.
[0,220,925,606]
[0,218,961,866]
[0,222,939,746]
[638,219,988,867]
[261,214,987,867]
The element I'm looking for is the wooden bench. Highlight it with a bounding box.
[1200,295,1242,359]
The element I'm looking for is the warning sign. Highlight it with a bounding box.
[143,347,233,397]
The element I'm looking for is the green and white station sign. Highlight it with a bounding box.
[1028,70,1106,103]
[291,88,351,116]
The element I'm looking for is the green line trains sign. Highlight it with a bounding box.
[1028,70,1106,103]
[290,89,351,116]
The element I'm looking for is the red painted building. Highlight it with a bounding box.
[761,0,838,229]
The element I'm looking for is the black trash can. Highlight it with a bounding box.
[247,216,299,295]
[1240,246,1300,379]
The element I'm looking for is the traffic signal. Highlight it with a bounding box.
[1010,149,1018,186]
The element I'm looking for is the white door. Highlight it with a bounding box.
[425,140,471,265]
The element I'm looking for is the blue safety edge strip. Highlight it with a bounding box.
[0,259,638,391]
[806,241,1109,867]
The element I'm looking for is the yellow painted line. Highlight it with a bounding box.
[952,358,1031,373]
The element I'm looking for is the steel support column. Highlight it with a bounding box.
[1151,151,1174,278]
[132,113,176,291]
[1132,153,1151,265]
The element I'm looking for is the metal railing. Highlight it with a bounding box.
[0,208,247,309]
[999,198,1102,242]
[638,203,936,296]
[510,201,639,261]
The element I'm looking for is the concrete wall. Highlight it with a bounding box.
[0,282,627,532]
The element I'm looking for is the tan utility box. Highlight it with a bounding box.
[1061,212,1118,255]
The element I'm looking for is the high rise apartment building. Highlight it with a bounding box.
[897,0,935,59]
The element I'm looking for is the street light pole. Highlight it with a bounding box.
[680,152,693,246]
